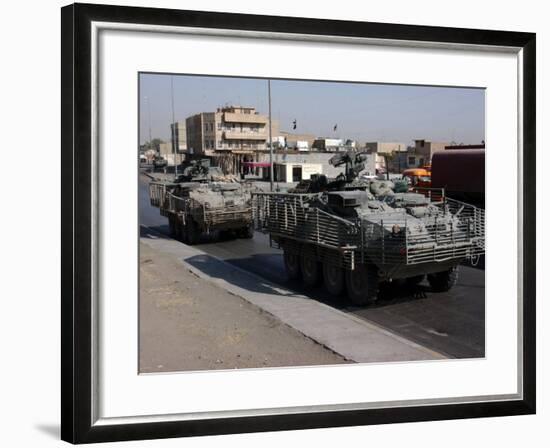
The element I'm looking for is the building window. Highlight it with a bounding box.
[408,156,416,165]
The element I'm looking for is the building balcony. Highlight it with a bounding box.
[223,130,267,140]
[223,112,268,124]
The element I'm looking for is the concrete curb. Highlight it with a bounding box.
[140,226,445,363]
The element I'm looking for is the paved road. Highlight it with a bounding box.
[139,174,485,359]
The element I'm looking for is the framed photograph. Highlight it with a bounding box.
[61,2,536,443]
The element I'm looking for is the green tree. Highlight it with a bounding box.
[144,138,164,151]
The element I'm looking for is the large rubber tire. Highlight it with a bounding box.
[300,247,321,287]
[168,216,177,238]
[283,250,301,281]
[240,223,254,239]
[186,219,201,246]
[323,261,345,296]
[406,274,425,286]
[345,264,379,306]
[427,266,459,292]
[178,220,188,244]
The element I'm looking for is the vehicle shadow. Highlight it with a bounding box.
[184,250,435,311]
[139,224,172,239]
[139,222,248,245]
[183,253,313,299]
[139,225,478,312]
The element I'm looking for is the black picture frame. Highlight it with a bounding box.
[61,2,536,444]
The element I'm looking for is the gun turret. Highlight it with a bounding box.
[173,159,210,182]
[329,152,368,182]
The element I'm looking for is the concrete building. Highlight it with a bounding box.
[158,142,171,157]
[411,139,450,165]
[186,106,279,155]
[365,141,407,155]
[365,141,407,174]
[185,106,280,173]
[312,138,346,151]
[257,151,376,179]
[273,162,323,182]
[279,131,316,150]
[158,141,183,165]
[170,121,187,153]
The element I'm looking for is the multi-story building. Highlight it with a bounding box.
[185,106,279,155]
[185,106,280,174]
[411,139,450,165]
[158,141,183,165]
[170,121,187,153]
[365,142,407,173]
[365,141,407,155]
[312,138,346,151]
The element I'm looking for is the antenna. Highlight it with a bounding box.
[268,79,273,192]
[144,96,152,148]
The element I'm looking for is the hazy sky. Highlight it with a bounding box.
[139,73,485,146]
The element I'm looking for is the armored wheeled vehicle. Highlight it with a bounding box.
[253,152,485,305]
[152,155,168,171]
[149,159,254,244]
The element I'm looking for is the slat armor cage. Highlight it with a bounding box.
[149,181,252,231]
[252,191,485,272]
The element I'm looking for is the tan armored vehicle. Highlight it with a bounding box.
[253,152,485,305]
[149,159,254,244]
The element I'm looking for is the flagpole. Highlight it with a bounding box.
[170,76,178,178]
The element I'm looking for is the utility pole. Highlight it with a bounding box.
[170,76,178,177]
[145,96,152,148]
[268,79,273,192]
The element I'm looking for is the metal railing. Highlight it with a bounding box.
[153,184,252,228]
[409,186,446,203]
[148,182,169,208]
[252,192,485,268]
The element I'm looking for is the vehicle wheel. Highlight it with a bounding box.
[283,250,301,280]
[218,229,231,241]
[186,219,201,245]
[300,247,321,287]
[427,266,459,292]
[345,263,379,305]
[323,261,345,296]
[406,274,425,286]
[178,221,188,244]
[240,223,254,239]
[168,216,177,238]
[174,220,181,240]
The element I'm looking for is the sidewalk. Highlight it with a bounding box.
[140,226,445,369]
[140,241,350,373]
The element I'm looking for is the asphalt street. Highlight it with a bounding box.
[139,174,485,359]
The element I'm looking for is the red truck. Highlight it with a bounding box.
[431,149,485,208]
